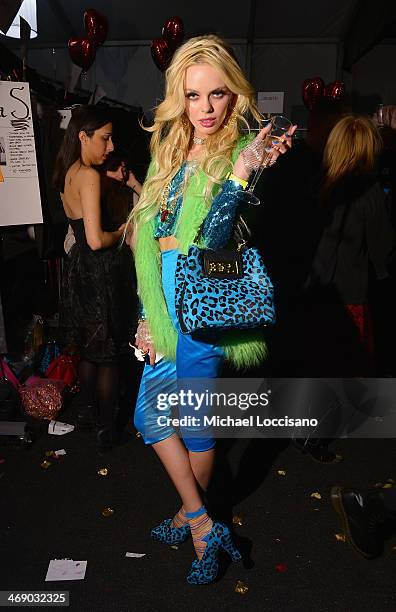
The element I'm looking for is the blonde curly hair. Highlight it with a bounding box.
[127,34,261,236]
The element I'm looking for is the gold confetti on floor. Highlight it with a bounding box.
[98,468,108,476]
[335,533,346,542]
[234,580,249,595]
[102,507,114,517]
[383,483,393,489]
[40,461,51,469]
[170,545,178,550]
[232,515,243,526]
[277,470,286,476]
[136,432,141,438]
[310,492,322,500]
[45,450,54,458]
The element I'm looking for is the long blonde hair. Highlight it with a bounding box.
[127,35,261,235]
[322,114,382,194]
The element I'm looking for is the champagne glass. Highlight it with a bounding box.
[237,115,292,206]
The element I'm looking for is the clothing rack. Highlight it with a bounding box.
[0,39,140,113]
[35,74,142,113]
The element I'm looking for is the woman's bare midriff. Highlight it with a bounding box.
[158,235,179,251]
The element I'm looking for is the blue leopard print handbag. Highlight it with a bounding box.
[175,245,275,334]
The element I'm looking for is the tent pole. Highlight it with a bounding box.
[245,0,257,80]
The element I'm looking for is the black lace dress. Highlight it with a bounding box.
[61,206,136,364]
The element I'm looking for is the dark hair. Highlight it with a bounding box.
[53,105,112,192]
[102,150,127,173]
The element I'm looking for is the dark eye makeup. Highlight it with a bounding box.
[185,88,229,98]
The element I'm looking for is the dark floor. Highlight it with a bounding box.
[1,405,396,612]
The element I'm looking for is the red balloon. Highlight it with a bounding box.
[151,37,173,72]
[324,81,345,101]
[68,37,97,71]
[302,77,325,111]
[162,16,184,49]
[84,8,108,47]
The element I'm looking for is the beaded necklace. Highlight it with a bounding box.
[158,159,199,223]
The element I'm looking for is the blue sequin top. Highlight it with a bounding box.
[154,160,244,249]
[154,160,198,238]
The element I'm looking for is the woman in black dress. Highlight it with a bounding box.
[53,105,135,451]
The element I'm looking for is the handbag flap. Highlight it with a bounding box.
[202,248,243,279]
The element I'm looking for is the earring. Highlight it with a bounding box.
[223,107,237,129]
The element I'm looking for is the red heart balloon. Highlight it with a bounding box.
[151,37,173,72]
[84,8,108,47]
[162,16,184,49]
[302,77,325,110]
[324,81,345,101]
[68,37,96,71]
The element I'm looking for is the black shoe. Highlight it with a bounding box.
[75,405,95,430]
[293,439,342,464]
[95,426,114,453]
[331,486,385,558]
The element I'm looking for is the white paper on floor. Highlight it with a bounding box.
[54,449,66,456]
[45,559,87,581]
[125,552,146,558]
[48,421,75,436]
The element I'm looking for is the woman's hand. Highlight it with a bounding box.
[135,320,156,366]
[233,123,297,181]
[126,171,142,195]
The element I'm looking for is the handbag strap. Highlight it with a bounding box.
[193,212,248,252]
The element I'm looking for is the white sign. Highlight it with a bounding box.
[257,91,284,115]
[57,109,72,130]
[0,81,42,226]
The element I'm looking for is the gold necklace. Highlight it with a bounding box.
[159,161,198,223]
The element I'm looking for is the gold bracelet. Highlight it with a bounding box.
[226,172,248,189]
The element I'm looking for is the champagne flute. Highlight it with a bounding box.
[237,115,292,206]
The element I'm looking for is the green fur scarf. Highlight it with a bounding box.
[134,136,268,369]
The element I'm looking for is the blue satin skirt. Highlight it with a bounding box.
[134,249,223,452]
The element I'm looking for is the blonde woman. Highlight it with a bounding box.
[128,35,295,584]
[309,115,395,373]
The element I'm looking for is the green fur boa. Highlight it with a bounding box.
[134,135,268,369]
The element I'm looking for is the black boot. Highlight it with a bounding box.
[95,425,116,454]
[293,438,342,464]
[331,486,387,558]
[75,404,96,430]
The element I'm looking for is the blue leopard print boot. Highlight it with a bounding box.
[186,522,241,585]
[151,518,191,545]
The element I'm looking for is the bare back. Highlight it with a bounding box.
[62,161,99,220]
